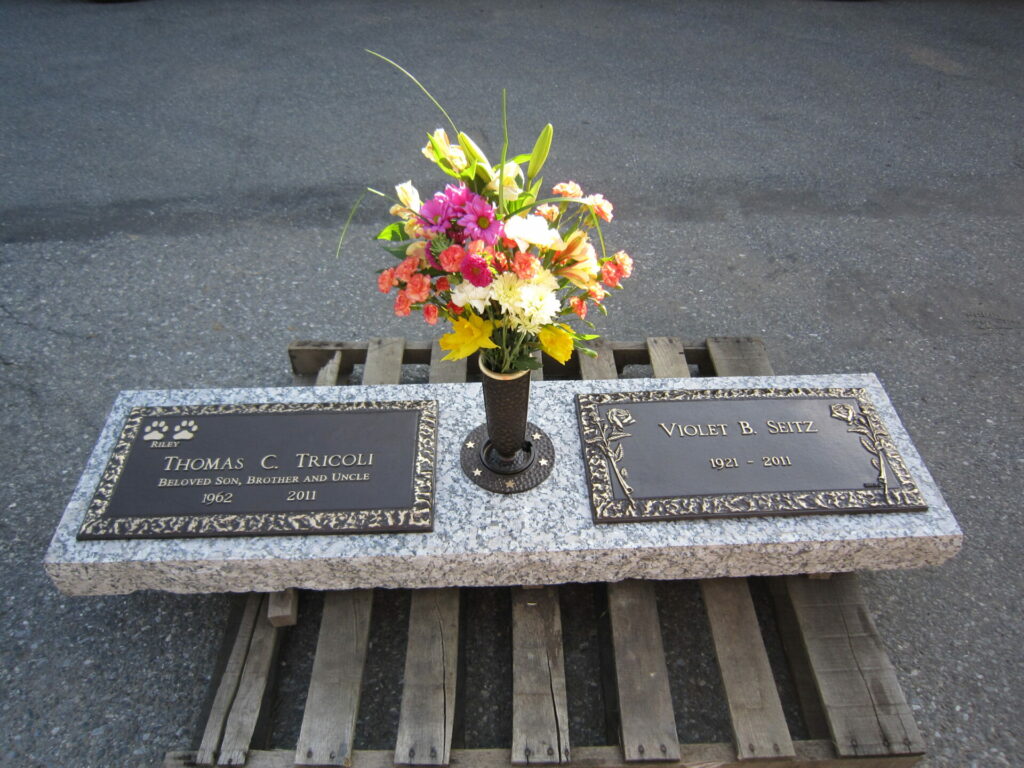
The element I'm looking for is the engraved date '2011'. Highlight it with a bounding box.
[709,456,792,470]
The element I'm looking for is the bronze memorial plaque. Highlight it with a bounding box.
[77,400,438,539]
[576,387,926,523]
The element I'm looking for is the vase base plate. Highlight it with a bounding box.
[460,422,554,494]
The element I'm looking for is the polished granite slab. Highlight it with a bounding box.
[45,374,962,595]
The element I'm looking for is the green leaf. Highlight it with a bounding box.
[576,345,598,358]
[335,189,366,260]
[527,123,553,180]
[511,353,542,371]
[383,245,410,259]
[365,50,458,135]
[375,222,408,241]
[511,153,531,164]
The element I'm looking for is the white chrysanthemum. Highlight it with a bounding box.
[451,281,492,313]
[504,214,565,252]
[529,267,559,294]
[516,282,560,333]
[490,272,524,316]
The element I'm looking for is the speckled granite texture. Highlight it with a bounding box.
[45,374,961,595]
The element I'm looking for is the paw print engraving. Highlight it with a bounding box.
[172,419,199,440]
[143,420,168,441]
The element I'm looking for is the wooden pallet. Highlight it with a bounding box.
[165,337,925,768]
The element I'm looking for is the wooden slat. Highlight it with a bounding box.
[578,338,618,380]
[769,578,831,739]
[607,581,680,762]
[647,336,689,379]
[395,588,460,766]
[217,596,280,765]
[706,336,773,377]
[583,337,678,761]
[288,340,436,376]
[266,589,298,627]
[196,594,262,765]
[785,575,924,757]
[702,578,796,760]
[314,350,343,386]
[511,587,570,764]
[363,337,405,385]
[646,337,689,379]
[582,338,678,761]
[169,741,924,768]
[428,340,467,383]
[294,590,373,766]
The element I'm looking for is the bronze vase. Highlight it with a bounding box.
[460,356,555,493]
[478,358,534,475]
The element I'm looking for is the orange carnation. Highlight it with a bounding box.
[405,272,431,303]
[612,250,633,279]
[439,245,465,273]
[570,296,587,319]
[395,255,419,284]
[512,251,539,281]
[535,204,559,222]
[377,267,396,293]
[394,291,411,317]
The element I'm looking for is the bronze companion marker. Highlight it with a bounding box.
[577,387,927,523]
[76,400,438,539]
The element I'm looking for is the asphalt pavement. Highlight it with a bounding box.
[1,1,1022,766]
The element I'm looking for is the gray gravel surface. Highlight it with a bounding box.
[2,1,1022,766]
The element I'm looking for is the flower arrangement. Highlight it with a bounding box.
[351,57,633,374]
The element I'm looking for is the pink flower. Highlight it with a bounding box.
[439,245,465,273]
[460,250,493,287]
[377,267,396,293]
[512,251,538,281]
[423,303,439,325]
[552,181,582,198]
[394,291,411,317]
[457,195,503,244]
[419,193,452,235]
[443,183,473,208]
[405,272,431,303]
